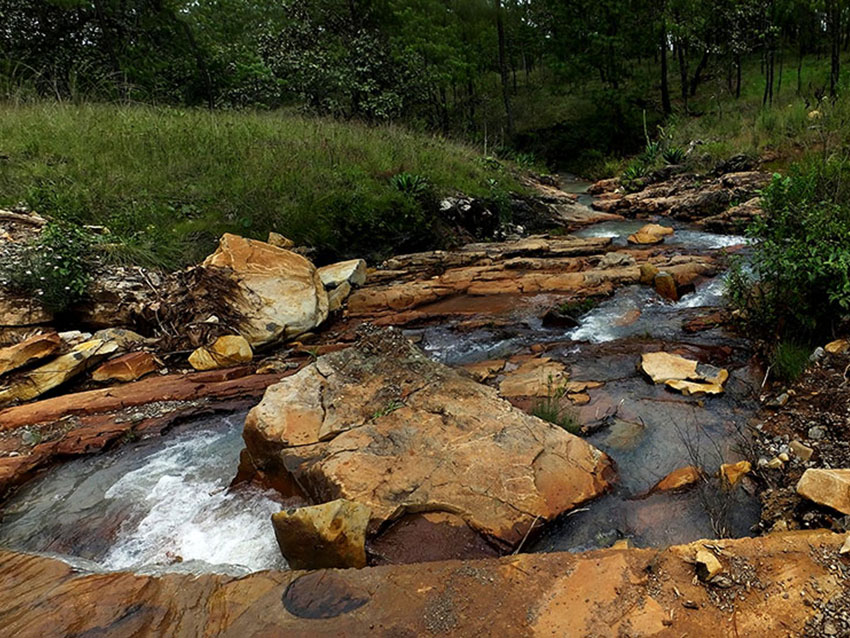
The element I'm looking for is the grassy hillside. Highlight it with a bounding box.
[0,103,520,268]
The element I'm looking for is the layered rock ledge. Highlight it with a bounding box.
[0,531,846,637]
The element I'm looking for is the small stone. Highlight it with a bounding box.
[318,259,368,289]
[188,335,253,371]
[651,466,702,493]
[808,425,827,441]
[720,460,751,487]
[327,281,352,312]
[639,263,659,285]
[767,392,789,407]
[695,549,723,581]
[654,272,679,301]
[767,457,784,470]
[611,538,634,549]
[778,452,790,463]
[825,339,849,354]
[267,231,295,249]
[789,440,814,461]
[839,535,850,555]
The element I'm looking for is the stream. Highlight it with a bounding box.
[0,178,762,572]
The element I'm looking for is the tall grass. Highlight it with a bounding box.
[0,103,517,268]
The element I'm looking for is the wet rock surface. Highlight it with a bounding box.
[0,531,847,637]
[240,328,613,562]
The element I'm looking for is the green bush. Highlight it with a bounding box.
[5,222,93,314]
[728,156,850,342]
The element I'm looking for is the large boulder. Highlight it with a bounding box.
[272,499,371,569]
[240,329,613,561]
[202,234,328,346]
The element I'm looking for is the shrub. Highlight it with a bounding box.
[5,222,93,314]
[390,172,431,200]
[728,157,850,343]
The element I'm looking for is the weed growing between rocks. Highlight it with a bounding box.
[531,378,580,435]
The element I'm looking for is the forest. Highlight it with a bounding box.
[4,0,849,165]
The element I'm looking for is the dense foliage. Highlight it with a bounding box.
[728,157,850,345]
[4,0,850,168]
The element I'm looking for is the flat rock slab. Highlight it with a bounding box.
[0,531,846,637]
[241,329,613,552]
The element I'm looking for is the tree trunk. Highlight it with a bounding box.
[829,0,841,97]
[735,54,742,98]
[660,21,672,115]
[495,0,514,137]
[689,50,709,97]
[676,40,689,112]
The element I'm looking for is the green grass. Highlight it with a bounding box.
[0,103,520,268]
[771,340,811,383]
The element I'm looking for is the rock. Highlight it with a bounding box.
[639,263,660,285]
[653,272,678,301]
[694,549,723,581]
[461,359,506,382]
[0,531,848,637]
[825,339,849,355]
[267,231,295,249]
[766,457,784,470]
[202,234,329,346]
[611,538,634,549]
[498,357,569,397]
[272,499,371,570]
[808,425,827,441]
[720,460,751,487]
[651,466,702,493]
[766,392,789,408]
[188,335,253,371]
[640,352,728,395]
[598,252,635,268]
[0,339,119,405]
[789,440,814,462]
[0,333,61,378]
[327,281,352,313]
[796,469,850,515]
[92,328,147,350]
[840,535,850,555]
[241,329,613,555]
[318,259,367,289]
[627,223,674,245]
[92,352,157,383]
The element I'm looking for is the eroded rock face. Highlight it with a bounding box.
[272,499,371,569]
[240,329,613,559]
[202,234,329,346]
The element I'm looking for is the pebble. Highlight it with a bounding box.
[809,425,827,441]
[789,440,814,461]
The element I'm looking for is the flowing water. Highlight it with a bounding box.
[0,413,287,575]
[0,178,761,570]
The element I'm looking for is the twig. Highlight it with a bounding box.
[512,515,541,554]
[0,210,47,227]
